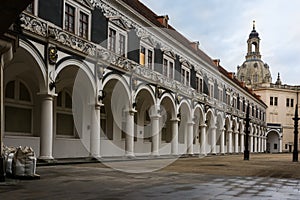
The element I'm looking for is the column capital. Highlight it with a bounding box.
[200,124,207,128]
[187,121,195,125]
[170,118,180,122]
[37,92,57,98]
[150,114,161,119]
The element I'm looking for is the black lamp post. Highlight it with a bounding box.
[244,104,250,160]
[293,104,299,162]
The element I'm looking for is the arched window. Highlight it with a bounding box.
[56,90,78,138]
[5,80,33,135]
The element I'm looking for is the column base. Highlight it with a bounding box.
[151,152,160,157]
[125,153,135,159]
[38,156,55,163]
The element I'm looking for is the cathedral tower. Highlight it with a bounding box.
[237,21,272,88]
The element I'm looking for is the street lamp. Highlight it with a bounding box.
[293,104,299,162]
[244,104,250,160]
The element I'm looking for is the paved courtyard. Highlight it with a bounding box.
[1,154,300,199]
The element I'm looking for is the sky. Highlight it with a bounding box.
[140,0,300,85]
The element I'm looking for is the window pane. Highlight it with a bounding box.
[65,92,72,109]
[57,92,62,107]
[79,12,89,39]
[140,46,145,65]
[5,81,15,99]
[163,59,168,77]
[291,99,294,107]
[169,62,174,79]
[65,4,75,33]
[56,113,74,136]
[147,49,153,67]
[109,29,116,52]
[5,106,32,133]
[119,34,126,56]
[19,82,31,102]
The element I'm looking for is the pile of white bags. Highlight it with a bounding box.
[3,146,37,177]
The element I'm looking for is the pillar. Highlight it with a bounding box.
[240,133,245,153]
[125,110,135,157]
[254,136,258,153]
[90,105,101,158]
[235,131,239,153]
[211,126,217,154]
[258,136,261,153]
[250,134,254,153]
[200,124,207,156]
[39,95,54,160]
[220,129,225,154]
[187,122,194,155]
[171,119,179,155]
[228,130,233,153]
[151,114,160,156]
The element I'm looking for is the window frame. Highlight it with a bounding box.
[195,74,203,93]
[56,90,78,138]
[107,22,128,57]
[4,80,33,136]
[63,0,92,40]
[163,55,175,80]
[140,41,154,69]
[181,64,190,86]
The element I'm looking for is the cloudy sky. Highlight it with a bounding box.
[140,0,300,85]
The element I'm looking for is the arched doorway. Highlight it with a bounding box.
[267,130,281,153]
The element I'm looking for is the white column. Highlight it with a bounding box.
[220,129,225,154]
[187,122,194,155]
[151,114,160,156]
[250,135,254,153]
[90,105,101,158]
[125,110,135,157]
[279,138,283,153]
[254,136,258,153]
[234,131,239,153]
[211,126,217,154]
[264,136,267,152]
[258,136,261,153]
[39,95,54,160]
[228,130,233,153]
[200,124,207,156]
[171,119,179,155]
[240,133,245,153]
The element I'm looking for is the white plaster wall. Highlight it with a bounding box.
[4,136,40,157]
[53,138,89,158]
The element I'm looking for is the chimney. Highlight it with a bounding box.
[190,41,200,51]
[156,15,169,28]
[228,72,235,79]
[213,59,220,67]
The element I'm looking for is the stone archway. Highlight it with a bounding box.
[266,130,281,153]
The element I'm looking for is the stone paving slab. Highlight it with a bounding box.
[1,154,300,199]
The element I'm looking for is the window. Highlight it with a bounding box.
[209,83,214,98]
[56,90,78,138]
[64,1,91,39]
[286,98,290,107]
[274,97,278,106]
[163,56,175,79]
[181,65,190,86]
[108,28,116,52]
[140,44,154,69]
[5,80,32,135]
[274,143,278,150]
[79,12,89,39]
[195,76,203,93]
[108,24,127,56]
[291,99,294,107]
[219,89,223,102]
[65,4,75,33]
[270,97,273,106]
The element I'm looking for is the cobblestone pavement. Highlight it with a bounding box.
[0,154,300,199]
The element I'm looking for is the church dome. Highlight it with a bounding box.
[236,21,272,87]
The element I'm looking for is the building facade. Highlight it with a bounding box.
[1,0,267,160]
[237,22,300,153]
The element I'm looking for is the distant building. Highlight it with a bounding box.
[1,0,267,160]
[237,21,299,153]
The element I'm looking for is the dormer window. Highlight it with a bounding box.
[108,22,128,56]
[181,65,190,86]
[64,0,91,40]
[140,41,154,69]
